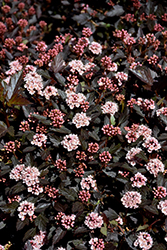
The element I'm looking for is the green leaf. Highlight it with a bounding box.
[100,222,107,236]
[137,224,149,231]
[110,115,116,126]
[23,228,36,242]
[35,214,49,231]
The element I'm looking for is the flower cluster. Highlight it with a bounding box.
[25,231,46,250]
[101,101,118,115]
[55,212,76,229]
[153,186,167,199]
[48,109,65,128]
[80,175,97,191]
[24,70,43,95]
[31,133,47,147]
[17,200,35,221]
[99,151,112,163]
[121,191,142,209]
[134,232,153,250]
[10,164,43,195]
[89,238,105,250]
[72,112,91,128]
[157,200,167,215]
[130,172,147,188]
[142,137,161,153]
[145,158,164,177]
[61,134,81,151]
[84,212,103,229]
[102,124,122,136]
[126,147,142,166]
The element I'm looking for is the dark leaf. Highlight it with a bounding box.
[118,106,129,125]
[157,173,165,186]
[0,201,18,214]
[51,53,66,73]
[53,202,68,212]
[49,134,60,147]
[0,121,8,138]
[143,204,159,215]
[112,49,126,60]
[23,146,36,153]
[152,244,166,250]
[4,71,22,101]
[106,5,124,17]
[23,228,36,242]
[103,208,118,220]
[57,89,66,100]
[102,169,116,178]
[72,13,91,25]
[54,73,66,86]
[125,233,138,250]
[35,214,49,231]
[52,227,66,245]
[5,50,13,60]
[158,133,167,140]
[73,227,89,236]
[59,187,78,201]
[7,126,15,137]
[10,182,26,195]
[72,202,84,213]
[88,131,100,141]
[16,218,29,231]
[36,5,42,18]
[106,231,119,242]
[133,104,145,117]
[37,69,51,79]
[52,126,71,134]
[109,143,121,154]
[35,203,51,213]
[104,242,117,250]
[135,151,148,162]
[7,93,32,106]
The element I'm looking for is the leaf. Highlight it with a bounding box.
[23,146,36,153]
[100,222,107,236]
[157,173,165,186]
[143,204,159,215]
[35,214,49,231]
[52,227,66,245]
[135,151,148,162]
[158,133,167,140]
[102,169,116,178]
[35,203,51,213]
[0,201,18,214]
[54,73,66,86]
[152,244,166,250]
[9,182,26,195]
[125,233,138,250]
[106,5,124,17]
[51,53,66,73]
[103,208,118,220]
[37,69,51,79]
[73,227,89,236]
[0,221,5,230]
[88,131,100,141]
[7,93,32,106]
[133,104,145,117]
[72,13,91,25]
[109,143,121,154]
[7,126,15,136]
[0,121,8,138]
[3,71,22,101]
[52,126,71,134]
[16,218,29,231]
[110,115,116,126]
[57,89,66,100]
[72,202,84,213]
[53,202,68,212]
[23,228,36,242]
[118,106,129,125]
[59,187,77,201]
[136,224,149,231]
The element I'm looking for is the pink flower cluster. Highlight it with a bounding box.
[80,175,97,191]
[61,134,81,151]
[24,70,43,95]
[66,91,86,109]
[126,147,142,166]
[134,232,153,250]
[25,231,46,250]
[72,112,91,128]
[89,41,102,55]
[101,56,118,72]
[42,86,58,100]
[99,151,112,163]
[55,159,67,172]
[157,200,167,215]
[101,101,118,115]
[55,212,76,229]
[127,97,155,111]
[78,190,91,203]
[69,59,85,75]
[87,142,99,153]
[4,140,21,153]
[31,133,47,147]
[10,164,43,195]
[130,172,147,188]
[142,136,161,153]
[147,54,159,65]
[84,212,103,229]
[121,191,142,209]
[153,186,167,199]
[44,185,59,200]
[6,60,23,76]
[73,37,89,56]
[145,158,164,177]
[89,238,105,250]
[125,124,152,143]
[17,200,35,221]
[102,124,122,136]
[48,109,65,128]
[156,107,167,116]
[82,27,92,37]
